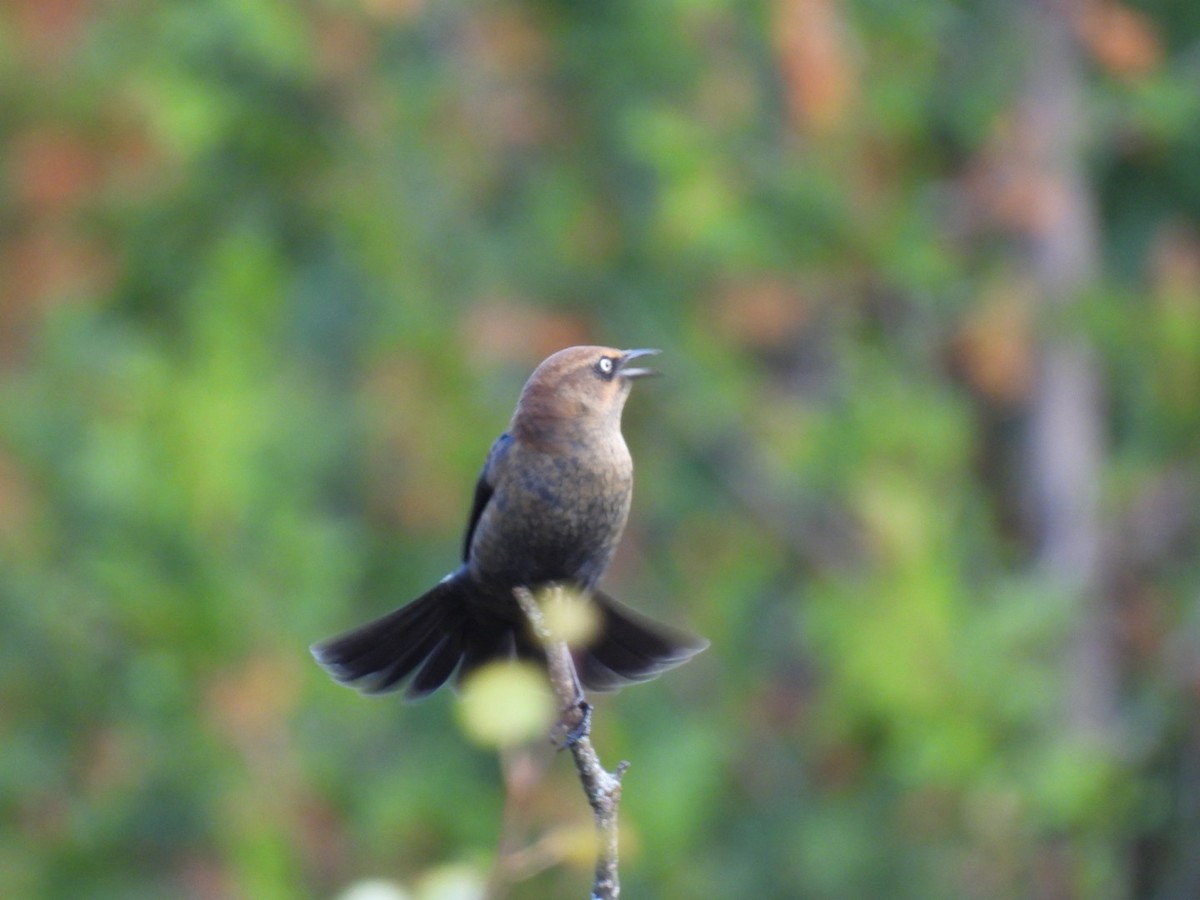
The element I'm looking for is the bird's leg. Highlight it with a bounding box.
[559,698,592,749]
[550,652,592,749]
[512,586,593,748]
[553,652,590,748]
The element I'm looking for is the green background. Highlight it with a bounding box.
[2,0,1199,897]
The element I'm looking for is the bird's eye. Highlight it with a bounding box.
[596,357,615,378]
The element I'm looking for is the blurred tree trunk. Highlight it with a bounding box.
[1016,0,1118,894]
[1018,0,1114,739]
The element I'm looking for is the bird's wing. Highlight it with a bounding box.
[462,432,512,562]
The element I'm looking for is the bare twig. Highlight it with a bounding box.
[487,746,546,899]
[514,586,627,900]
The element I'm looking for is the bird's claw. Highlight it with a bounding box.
[553,700,592,750]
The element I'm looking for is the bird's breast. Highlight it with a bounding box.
[467,437,633,591]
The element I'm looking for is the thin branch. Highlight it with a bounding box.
[514,586,627,900]
[487,746,545,899]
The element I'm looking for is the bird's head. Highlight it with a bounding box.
[511,346,659,445]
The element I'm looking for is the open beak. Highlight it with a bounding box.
[617,348,661,379]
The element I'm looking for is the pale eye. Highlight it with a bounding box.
[596,357,615,376]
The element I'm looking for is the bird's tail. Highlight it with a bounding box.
[312,574,514,700]
[311,578,706,699]
[574,590,709,691]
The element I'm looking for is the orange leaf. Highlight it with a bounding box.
[773,0,858,136]
[10,126,101,216]
[1076,1,1162,80]
[952,276,1035,405]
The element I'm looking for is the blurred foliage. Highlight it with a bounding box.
[2,0,1200,897]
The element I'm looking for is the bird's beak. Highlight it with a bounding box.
[617,348,661,379]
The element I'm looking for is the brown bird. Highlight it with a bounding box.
[312,346,707,699]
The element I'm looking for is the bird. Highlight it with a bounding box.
[311,345,707,700]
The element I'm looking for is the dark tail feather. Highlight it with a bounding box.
[455,620,544,684]
[313,579,706,698]
[576,591,708,692]
[407,629,465,699]
[312,576,479,697]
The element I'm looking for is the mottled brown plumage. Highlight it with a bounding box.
[312,346,707,699]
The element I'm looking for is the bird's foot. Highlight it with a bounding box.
[552,700,592,750]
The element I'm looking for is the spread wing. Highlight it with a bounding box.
[462,432,512,563]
